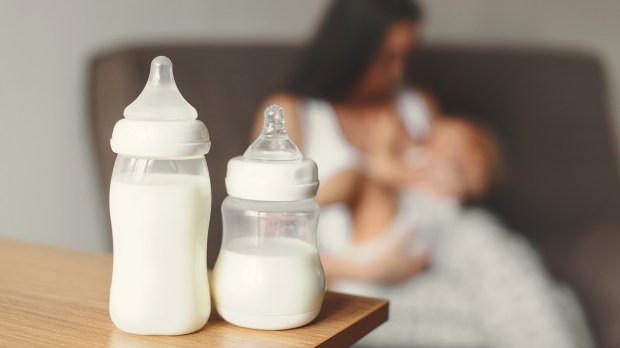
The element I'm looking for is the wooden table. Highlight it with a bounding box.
[0,238,388,347]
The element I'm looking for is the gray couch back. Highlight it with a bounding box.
[91,44,620,255]
[91,45,620,347]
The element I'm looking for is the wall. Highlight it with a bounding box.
[0,0,328,252]
[423,0,620,152]
[1,0,618,252]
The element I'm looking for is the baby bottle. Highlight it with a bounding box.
[108,56,212,335]
[212,105,325,330]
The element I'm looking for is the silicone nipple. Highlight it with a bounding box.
[123,56,197,121]
[244,105,302,161]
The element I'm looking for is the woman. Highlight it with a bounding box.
[256,0,435,283]
[252,0,593,347]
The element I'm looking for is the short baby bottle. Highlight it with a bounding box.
[212,105,325,330]
[108,56,212,335]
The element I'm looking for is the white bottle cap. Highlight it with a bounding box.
[110,56,211,158]
[225,105,319,201]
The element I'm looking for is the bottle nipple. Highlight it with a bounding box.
[123,56,197,121]
[244,105,302,161]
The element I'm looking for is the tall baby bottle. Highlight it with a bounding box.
[108,56,212,335]
[212,105,325,330]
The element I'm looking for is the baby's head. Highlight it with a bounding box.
[423,117,500,202]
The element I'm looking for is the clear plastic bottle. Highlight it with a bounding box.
[212,105,325,330]
[108,56,212,335]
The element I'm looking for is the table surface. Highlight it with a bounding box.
[0,238,388,347]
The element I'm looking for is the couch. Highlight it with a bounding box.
[90,44,620,348]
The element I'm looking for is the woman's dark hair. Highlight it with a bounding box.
[284,0,422,102]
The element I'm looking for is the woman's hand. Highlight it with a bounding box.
[322,230,430,285]
[355,231,430,284]
[361,247,429,284]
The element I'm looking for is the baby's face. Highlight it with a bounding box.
[418,120,491,200]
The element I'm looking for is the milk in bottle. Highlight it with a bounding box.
[212,105,325,330]
[108,56,212,335]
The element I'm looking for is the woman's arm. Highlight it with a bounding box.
[321,242,429,284]
[316,170,363,207]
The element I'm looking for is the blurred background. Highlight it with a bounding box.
[2,0,620,252]
[2,1,620,347]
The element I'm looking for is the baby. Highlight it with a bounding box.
[324,116,594,348]
[329,115,500,282]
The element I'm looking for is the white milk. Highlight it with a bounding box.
[212,236,325,329]
[109,173,211,335]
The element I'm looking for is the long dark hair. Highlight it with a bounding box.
[284,0,422,102]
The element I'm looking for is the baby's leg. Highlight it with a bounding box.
[349,176,397,243]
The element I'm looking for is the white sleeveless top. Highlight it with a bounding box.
[300,90,432,253]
